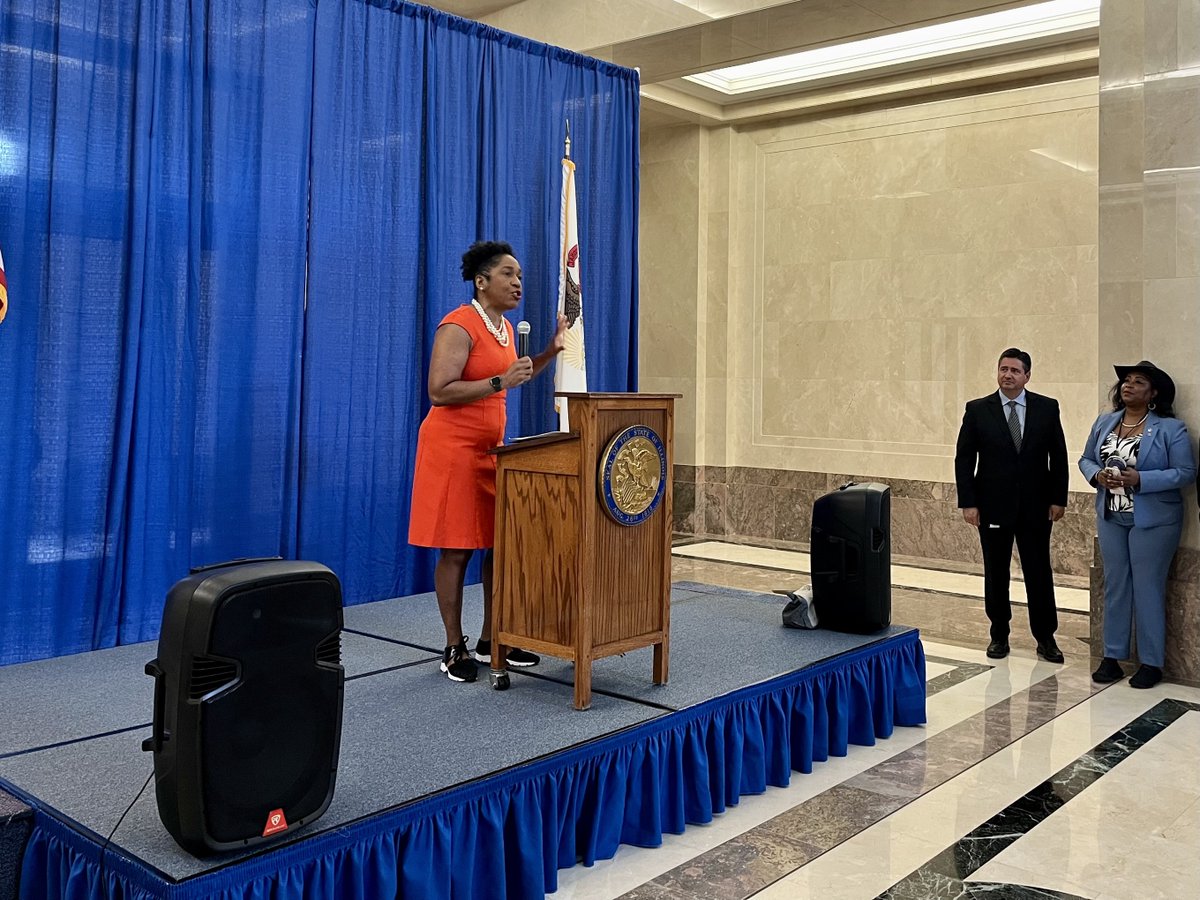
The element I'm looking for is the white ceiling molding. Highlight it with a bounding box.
[682,0,1099,100]
[642,42,1098,127]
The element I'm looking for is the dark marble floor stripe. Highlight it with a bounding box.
[924,655,993,696]
[876,698,1200,900]
[618,668,1100,899]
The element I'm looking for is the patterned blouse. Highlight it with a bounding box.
[1099,431,1140,513]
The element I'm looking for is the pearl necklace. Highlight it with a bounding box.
[471,299,509,346]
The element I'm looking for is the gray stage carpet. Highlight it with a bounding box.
[0,583,913,881]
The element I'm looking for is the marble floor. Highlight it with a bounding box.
[672,541,1092,613]
[549,547,1199,900]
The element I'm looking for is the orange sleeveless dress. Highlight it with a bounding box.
[408,304,516,549]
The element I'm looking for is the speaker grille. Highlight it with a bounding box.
[316,631,341,666]
[188,657,239,700]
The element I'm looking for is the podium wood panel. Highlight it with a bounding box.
[495,471,578,647]
[590,407,671,648]
[491,394,678,709]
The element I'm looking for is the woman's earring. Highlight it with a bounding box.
[1149,402,1157,411]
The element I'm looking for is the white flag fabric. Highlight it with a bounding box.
[554,156,587,431]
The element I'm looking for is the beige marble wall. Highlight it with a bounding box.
[646,78,1101,484]
[649,79,1103,572]
[1095,0,1200,683]
[639,125,704,459]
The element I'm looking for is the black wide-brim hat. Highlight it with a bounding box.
[1114,360,1176,408]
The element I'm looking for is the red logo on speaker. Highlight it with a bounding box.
[262,808,289,837]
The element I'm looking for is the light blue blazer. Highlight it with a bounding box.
[1078,411,1197,528]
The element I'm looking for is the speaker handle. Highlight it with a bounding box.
[188,556,283,575]
[142,659,170,753]
[870,527,886,553]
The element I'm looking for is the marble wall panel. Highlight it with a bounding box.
[673,479,698,534]
[640,125,702,464]
[1098,85,1144,187]
[1096,281,1145,400]
[828,257,898,321]
[1180,0,1200,71]
[943,246,1097,318]
[890,496,982,563]
[641,374,697,469]
[701,481,727,534]
[1178,172,1200,278]
[1097,0,1145,87]
[1144,73,1200,172]
[763,263,831,324]
[1165,571,1200,684]
[1143,175,1179,279]
[1098,182,1144,281]
[1144,0,1185,75]
[700,375,730,467]
[1142,276,1200,376]
[944,110,1096,189]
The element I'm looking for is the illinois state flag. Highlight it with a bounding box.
[553,154,587,430]
[0,244,8,326]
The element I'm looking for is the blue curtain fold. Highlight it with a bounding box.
[18,633,926,900]
[0,0,639,662]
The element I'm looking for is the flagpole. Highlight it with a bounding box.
[554,119,586,432]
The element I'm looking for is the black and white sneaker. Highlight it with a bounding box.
[474,639,540,668]
[441,637,478,683]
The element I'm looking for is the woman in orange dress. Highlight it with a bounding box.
[409,241,566,682]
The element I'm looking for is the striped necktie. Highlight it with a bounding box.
[1006,400,1022,451]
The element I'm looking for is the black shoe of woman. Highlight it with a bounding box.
[1091,657,1125,683]
[1128,664,1162,689]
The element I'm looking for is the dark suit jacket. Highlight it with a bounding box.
[955,391,1069,529]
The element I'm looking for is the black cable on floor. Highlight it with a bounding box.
[96,767,154,899]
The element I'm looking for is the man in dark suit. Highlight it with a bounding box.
[955,348,1069,662]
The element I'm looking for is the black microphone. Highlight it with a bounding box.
[517,320,530,359]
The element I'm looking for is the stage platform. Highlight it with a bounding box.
[0,582,926,900]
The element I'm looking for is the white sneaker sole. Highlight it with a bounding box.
[473,651,538,667]
[440,662,476,683]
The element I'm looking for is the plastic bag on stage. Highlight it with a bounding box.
[782,585,819,629]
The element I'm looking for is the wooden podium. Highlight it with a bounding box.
[489,393,680,709]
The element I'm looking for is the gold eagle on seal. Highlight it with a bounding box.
[610,437,661,516]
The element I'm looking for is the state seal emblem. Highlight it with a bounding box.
[598,425,667,526]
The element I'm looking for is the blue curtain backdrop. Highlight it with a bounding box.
[0,0,640,664]
[300,0,640,605]
[0,0,315,665]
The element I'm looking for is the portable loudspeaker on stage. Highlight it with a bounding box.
[810,482,892,633]
[143,559,344,856]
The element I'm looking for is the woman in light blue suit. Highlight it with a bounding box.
[1079,361,1196,689]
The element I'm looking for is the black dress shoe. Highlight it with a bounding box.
[986,640,1009,659]
[1036,640,1064,664]
[1129,664,1162,689]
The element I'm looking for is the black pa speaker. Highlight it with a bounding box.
[143,559,344,856]
[810,482,891,633]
